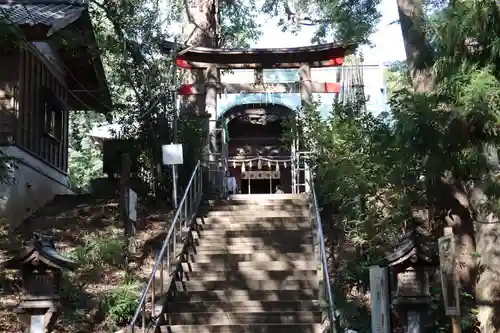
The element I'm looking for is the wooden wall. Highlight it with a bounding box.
[15,45,70,173]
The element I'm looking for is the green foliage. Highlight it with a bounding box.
[69,231,125,269]
[102,279,140,326]
[219,0,262,47]
[261,0,381,44]
[294,1,500,331]
[0,150,18,186]
[68,111,106,193]
[61,231,137,328]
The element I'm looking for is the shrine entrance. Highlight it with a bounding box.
[222,104,294,193]
[169,41,352,195]
[241,178,282,194]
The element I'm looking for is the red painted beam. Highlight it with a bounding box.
[176,56,191,69]
[323,82,341,93]
[179,84,196,95]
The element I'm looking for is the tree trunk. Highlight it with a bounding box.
[439,177,477,291]
[470,145,500,333]
[396,0,477,309]
[181,0,218,116]
[396,0,434,92]
[181,0,218,181]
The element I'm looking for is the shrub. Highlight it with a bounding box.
[102,279,140,326]
[69,231,125,268]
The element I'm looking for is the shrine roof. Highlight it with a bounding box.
[1,233,77,270]
[0,0,111,112]
[378,227,436,267]
[160,41,356,69]
[0,1,85,30]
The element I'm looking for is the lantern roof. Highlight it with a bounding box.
[1,233,77,270]
[378,227,436,267]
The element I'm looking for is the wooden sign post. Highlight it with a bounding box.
[162,143,184,209]
[120,153,137,273]
[120,153,135,237]
[370,266,390,333]
[439,227,462,333]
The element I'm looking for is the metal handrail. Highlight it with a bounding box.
[305,167,339,333]
[130,160,203,333]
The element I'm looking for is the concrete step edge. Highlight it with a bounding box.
[168,300,321,313]
[180,260,314,270]
[159,323,322,333]
[173,280,319,288]
[160,323,321,328]
[166,311,322,324]
[167,308,321,316]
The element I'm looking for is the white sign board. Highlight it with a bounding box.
[439,234,460,315]
[128,188,137,222]
[162,144,184,165]
[370,266,390,333]
[30,315,44,333]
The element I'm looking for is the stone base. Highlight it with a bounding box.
[15,300,59,333]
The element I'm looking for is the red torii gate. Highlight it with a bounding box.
[161,42,356,194]
[161,42,356,101]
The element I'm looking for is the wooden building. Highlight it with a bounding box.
[0,2,110,226]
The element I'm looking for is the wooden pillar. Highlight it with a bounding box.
[205,65,219,192]
[299,64,313,107]
[298,64,312,193]
[254,68,264,84]
[205,64,218,159]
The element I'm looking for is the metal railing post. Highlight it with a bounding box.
[130,161,203,333]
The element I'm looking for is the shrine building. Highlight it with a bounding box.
[164,42,372,194]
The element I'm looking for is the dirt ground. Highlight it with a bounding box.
[0,194,172,333]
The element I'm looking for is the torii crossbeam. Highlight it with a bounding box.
[160,42,355,98]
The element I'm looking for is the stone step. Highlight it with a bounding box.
[173,278,319,292]
[191,234,313,245]
[194,216,310,224]
[200,201,309,211]
[194,220,312,230]
[182,251,316,264]
[166,311,321,325]
[228,194,308,201]
[178,269,317,281]
[188,243,315,253]
[207,198,309,206]
[178,265,317,281]
[191,229,312,239]
[172,289,318,302]
[201,210,309,218]
[180,254,316,269]
[191,235,313,247]
[160,323,321,333]
[180,260,313,272]
[167,300,320,313]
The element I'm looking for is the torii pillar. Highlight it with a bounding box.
[299,64,312,193]
[299,64,313,107]
[205,64,221,193]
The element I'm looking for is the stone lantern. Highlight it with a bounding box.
[1,233,77,333]
[378,227,436,333]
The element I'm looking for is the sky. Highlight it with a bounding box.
[165,0,407,65]
[253,0,407,65]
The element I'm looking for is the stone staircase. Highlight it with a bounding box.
[160,193,321,333]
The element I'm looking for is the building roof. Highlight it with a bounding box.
[0,1,85,34]
[0,0,111,112]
